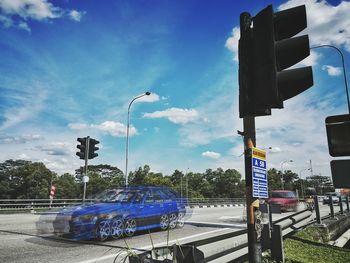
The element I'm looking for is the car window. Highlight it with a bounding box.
[271,191,296,198]
[153,191,163,203]
[133,191,146,204]
[145,192,154,204]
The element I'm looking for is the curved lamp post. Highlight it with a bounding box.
[281,160,293,190]
[125,91,151,187]
[299,168,311,199]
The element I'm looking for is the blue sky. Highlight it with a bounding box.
[0,0,350,181]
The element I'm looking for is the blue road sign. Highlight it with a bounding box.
[252,148,268,198]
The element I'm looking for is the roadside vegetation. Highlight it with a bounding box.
[0,159,334,199]
[262,226,350,263]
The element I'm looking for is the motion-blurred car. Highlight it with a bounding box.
[52,186,187,241]
[268,190,298,212]
[323,192,340,205]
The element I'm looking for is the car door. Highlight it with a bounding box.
[141,191,159,227]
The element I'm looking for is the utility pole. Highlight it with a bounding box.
[243,117,261,262]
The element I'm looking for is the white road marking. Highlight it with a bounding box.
[76,228,230,263]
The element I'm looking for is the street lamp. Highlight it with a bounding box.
[281,160,293,190]
[125,91,151,187]
[299,168,311,199]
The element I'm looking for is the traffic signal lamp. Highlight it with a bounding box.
[88,138,99,159]
[326,114,350,157]
[239,4,313,117]
[76,137,87,160]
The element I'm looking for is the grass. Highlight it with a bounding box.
[262,226,350,263]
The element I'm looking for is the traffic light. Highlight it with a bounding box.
[239,4,313,117]
[326,114,350,157]
[76,137,87,159]
[88,138,99,159]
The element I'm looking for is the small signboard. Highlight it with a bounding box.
[252,147,268,198]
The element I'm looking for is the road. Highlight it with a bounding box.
[0,204,334,263]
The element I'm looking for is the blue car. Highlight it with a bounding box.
[52,186,187,241]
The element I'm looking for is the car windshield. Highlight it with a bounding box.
[95,190,120,202]
[114,191,138,203]
[271,191,296,198]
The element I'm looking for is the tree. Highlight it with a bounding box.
[307,175,334,194]
[268,168,282,190]
[128,165,151,186]
[8,162,55,199]
[282,170,299,190]
[55,173,80,199]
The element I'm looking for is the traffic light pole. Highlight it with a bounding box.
[243,116,261,263]
[82,136,90,204]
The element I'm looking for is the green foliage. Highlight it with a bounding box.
[2,159,334,200]
[282,227,350,263]
[55,173,80,199]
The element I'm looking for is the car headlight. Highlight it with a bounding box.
[72,215,98,222]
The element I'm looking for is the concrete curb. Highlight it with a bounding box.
[328,227,350,247]
[185,220,246,229]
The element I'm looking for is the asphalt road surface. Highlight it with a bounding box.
[0,204,334,263]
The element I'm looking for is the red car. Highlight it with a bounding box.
[268,190,298,212]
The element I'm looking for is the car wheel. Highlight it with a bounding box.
[176,212,185,228]
[124,218,137,237]
[159,214,169,230]
[110,217,123,239]
[168,213,177,229]
[96,220,111,241]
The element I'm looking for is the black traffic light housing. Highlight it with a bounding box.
[239,4,313,118]
[88,138,99,159]
[76,137,87,160]
[326,114,350,157]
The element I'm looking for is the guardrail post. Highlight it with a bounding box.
[346,196,350,213]
[271,224,284,263]
[261,205,271,250]
[329,196,335,218]
[339,196,344,214]
[314,196,321,224]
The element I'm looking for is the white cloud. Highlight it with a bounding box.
[69,10,85,22]
[0,0,61,20]
[68,121,137,137]
[298,50,321,67]
[0,89,47,131]
[36,142,73,156]
[0,0,85,31]
[68,123,89,130]
[93,121,136,137]
[225,27,240,62]
[278,0,350,52]
[202,151,221,159]
[0,134,43,144]
[322,65,342,76]
[143,108,199,124]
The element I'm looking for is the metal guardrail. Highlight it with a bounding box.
[129,208,314,263]
[0,198,246,210]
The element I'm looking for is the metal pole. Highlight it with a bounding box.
[281,162,285,190]
[244,116,261,262]
[180,175,183,199]
[346,196,350,213]
[83,136,90,204]
[125,92,150,187]
[339,196,344,214]
[240,10,261,262]
[329,196,335,218]
[311,45,350,113]
[314,195,321,224]
[186,173,189,199]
